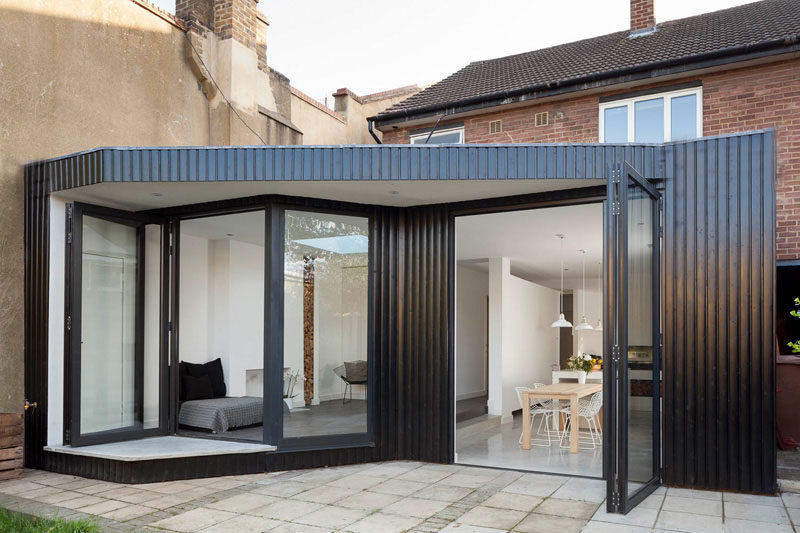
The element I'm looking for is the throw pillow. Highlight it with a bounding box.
[183,374,214,401]
[203,358,227,398]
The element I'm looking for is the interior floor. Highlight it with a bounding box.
[456,395,488,423]
[284,399,367,438]
[456,411,603,477]
[179,399,368,441]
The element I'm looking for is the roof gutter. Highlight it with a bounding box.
[370,34,800,128]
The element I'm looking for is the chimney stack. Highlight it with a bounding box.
[630,0,655,31]
[177,0,260,51]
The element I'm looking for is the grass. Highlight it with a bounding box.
[0,507,98,533]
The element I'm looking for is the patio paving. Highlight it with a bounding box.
[0,462,797,532]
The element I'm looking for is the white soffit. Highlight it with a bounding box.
[51,179,604,211]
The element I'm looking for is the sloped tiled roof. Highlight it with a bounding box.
[374,0,800,122]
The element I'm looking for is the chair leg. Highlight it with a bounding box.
[343,383,350,404]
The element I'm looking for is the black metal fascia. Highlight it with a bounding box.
[370,37,800,129]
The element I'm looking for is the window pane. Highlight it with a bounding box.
[143,224,161,429]
[80,216,138,434]
[412,130,462,144]
[626,185,657,492]
[284,210,369,438]
[634,98,664,143]
[671,94,697,141]
[603,105,628,143]
[179,211,265,442]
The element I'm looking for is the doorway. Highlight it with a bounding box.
[454,202,606,478]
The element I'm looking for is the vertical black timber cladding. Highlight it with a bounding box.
[396,206,452,463]
[661,132,776,493]
[24,162,50,468]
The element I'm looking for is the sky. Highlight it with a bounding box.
[150,0,755,107]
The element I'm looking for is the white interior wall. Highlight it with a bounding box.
[572,284,604,358]
[456,265,488,401]
[500,272,561,421]
[487,257,561,421]
[178,233,210,363]
[227,240,265,397]
[179,233,264,397]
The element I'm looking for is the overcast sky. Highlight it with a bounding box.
[151,0,755,106]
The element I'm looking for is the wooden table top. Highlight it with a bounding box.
[525,382,602,399]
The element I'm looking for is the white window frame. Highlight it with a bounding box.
[598,86,703,143]
[409,126,465,144]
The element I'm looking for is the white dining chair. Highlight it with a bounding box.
[558,391,603,450]
[515,385,559,447]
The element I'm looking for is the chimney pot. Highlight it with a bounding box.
[630,0,655,31]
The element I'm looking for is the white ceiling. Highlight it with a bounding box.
[181,211,265,246]
[456,203,604,290]
[52,179,603,210]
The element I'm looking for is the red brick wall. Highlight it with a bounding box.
[383,58,800,260]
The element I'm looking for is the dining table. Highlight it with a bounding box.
[521,382,603,453]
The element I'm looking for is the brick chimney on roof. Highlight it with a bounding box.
[630,0,655,31]
[177,0,260,51]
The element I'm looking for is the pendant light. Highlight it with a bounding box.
[594,260,603,332]
[551,234,573,328]
[574,249,594,331]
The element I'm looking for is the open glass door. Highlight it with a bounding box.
[66,203,167,446]
[606,162,661,513]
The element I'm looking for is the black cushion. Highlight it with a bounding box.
[184,361,208,378]
[203,358,227,398]
[183,374,214,401]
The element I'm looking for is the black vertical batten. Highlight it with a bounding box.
[660,132,777,493]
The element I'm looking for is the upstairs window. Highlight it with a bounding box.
[410,126,464,144]
[599,87,702,143]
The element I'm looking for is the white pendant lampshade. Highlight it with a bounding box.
[552,234,574,328]
[574,249,594,331]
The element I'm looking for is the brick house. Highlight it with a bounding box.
[17,0,792,515]
[373,0,800,262]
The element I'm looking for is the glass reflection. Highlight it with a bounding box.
[671,94,697,141]
[626,186,656,493]
[634,98,664,143]
[284,210,369,438]
[604,105,628,143]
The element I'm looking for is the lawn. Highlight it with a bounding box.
[0,507,98,533]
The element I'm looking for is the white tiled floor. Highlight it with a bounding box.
[0,464,798,532]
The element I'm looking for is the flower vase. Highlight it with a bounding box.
[577,370,587,384]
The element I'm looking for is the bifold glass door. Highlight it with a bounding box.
[67,203,166,446]
[606,163,662,513]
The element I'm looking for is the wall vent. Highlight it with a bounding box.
[489,120,502,134]
[535,112,549,127]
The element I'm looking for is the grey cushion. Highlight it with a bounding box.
[344,360,367,382]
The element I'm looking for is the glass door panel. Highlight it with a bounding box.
[607,163,661,513]
[68,204,165,446]
[282,209,370,442]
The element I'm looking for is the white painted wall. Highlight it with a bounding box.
[456,265,488,401]
[179,233,264,397]
[572,284,604,358]
[487,257,561,421]
[47,197,66,445]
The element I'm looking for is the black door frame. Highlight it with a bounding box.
[65,202,168,447]
[605,162,662,513]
